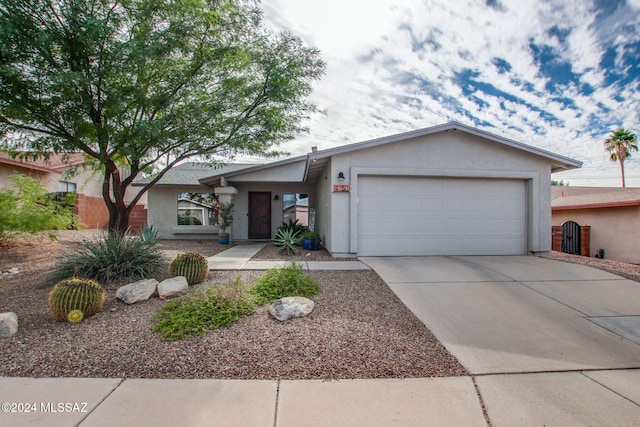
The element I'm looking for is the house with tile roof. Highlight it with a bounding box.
[0,152,147,230]
[552,186,640,263]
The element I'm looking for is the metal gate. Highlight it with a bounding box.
[561,221,581,255]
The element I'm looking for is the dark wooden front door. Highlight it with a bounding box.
[248,192,271,239]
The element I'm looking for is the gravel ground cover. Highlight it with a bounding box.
[0,232,465,379]
[251,242,351,261]
[550,251,640,282]
[3,232,636,380]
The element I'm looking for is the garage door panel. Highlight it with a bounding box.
[358,177,526,256]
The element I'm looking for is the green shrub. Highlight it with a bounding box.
[169,252,209,285]
[48,277,105,322]
[152,277,256,341]
[0,174,77,244]
[273,228,301,255]
[138,225,159,245]
[48,229,163,285]
[251,263,320,305]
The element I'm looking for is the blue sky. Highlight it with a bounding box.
[260,0,640,187]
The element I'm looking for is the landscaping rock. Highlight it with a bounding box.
[116,279,159,304]
[0,312,18,338]
[158,276,189,300]
[269,296,315,322]
[1,267,20,279]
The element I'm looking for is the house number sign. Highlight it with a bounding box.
[333,185,351,192]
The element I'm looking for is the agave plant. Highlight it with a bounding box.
[273,228,301,255]
[277,218,305,235]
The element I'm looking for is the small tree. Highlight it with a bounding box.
[604,127,638,187]
[217,202,234,235]
[0,0,325,233]
[0,174,76,244]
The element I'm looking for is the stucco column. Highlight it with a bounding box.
[215,186,238,236]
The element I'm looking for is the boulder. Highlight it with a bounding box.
[269,296,315,322]
[158,276,189,300]
[116,279,159,304]
[0,312,18,338]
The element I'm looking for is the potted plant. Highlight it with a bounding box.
[301,230,319,250]
[217,201,234,245]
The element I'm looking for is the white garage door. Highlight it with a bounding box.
[358,176,526,256]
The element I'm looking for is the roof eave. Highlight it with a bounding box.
[0,157,61,174]
[553,200,640,210]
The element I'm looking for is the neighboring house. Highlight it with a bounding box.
[177,197,217,226]
[552,186,640,263]
[139,122,580,257]
[0,152,147,230]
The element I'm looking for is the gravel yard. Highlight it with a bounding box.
[0,232,465,379]
[550,251,640,282]
[3,232,637,380]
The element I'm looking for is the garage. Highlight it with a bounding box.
[357,176,527,256]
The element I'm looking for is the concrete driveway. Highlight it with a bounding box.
[361,256,640,425]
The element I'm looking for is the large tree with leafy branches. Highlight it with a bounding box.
[604,127,638,188]
[0,0,325,232]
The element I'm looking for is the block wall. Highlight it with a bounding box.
[75,194,109,229]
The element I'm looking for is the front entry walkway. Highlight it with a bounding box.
[208,243,370,271]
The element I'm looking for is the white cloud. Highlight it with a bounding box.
[261,0,640,186]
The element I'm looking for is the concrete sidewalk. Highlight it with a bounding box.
[3,371,640,426]
[0,376,487,427]
[207,243,370,271]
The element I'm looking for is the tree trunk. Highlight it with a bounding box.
[107,203,131,234]
[620,158,626,188]
[103,162,131,235]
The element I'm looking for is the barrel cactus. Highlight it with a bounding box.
[169,252,209,285]
[48,277,106,322]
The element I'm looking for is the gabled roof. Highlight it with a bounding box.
[307,121,582,174]
[0,152,87,174]
[552,186,640,210]
[134,162,257,187]
[198,155,307,186]
[212,121,582,184]
[141,122,582,188]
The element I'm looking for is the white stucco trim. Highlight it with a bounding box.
[348,167,540,255]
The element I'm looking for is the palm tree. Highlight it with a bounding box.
[604,127,638,187]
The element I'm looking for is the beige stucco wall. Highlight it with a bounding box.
[148,182,318,240]
[0,164,59,191]
[147,186,218,239]
[314,163,332,250]
[324,130,553,257]
[225,160,306,182]
[231,182,317,240]
[552,207,640,264]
